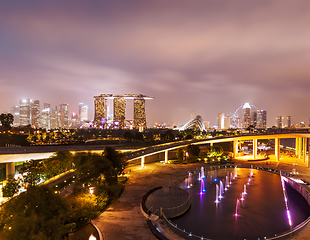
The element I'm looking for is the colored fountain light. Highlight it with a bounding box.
[187,173,191,188]
[243,184,247,195]
[201,166,205,178]
[240,192,245,201]
[226,175,230,187]
[280,175,293,227]
[200,179,206,194]
[215,184,220,203]
[219,181,224,199]
[213,169,218,182]
[234,166,238,178]
[235,199,240,217]
[230,172,233,184]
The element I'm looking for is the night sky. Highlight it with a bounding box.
[1,1,309,127]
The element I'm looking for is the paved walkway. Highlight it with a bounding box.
[93,158,310,240]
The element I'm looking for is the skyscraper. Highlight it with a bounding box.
[50,106,59,129]
[134,97,146,130]
[19,99,31,126]
[276,116,284,128]
[94,94,110,126]
[242,103,251,128]
[79,103,88,124]
[114,97,126,129]
[287,116,292,128]
[10,106,20,127]
[59,104,69,129]
[224,115,231,129]
[31,99,40,128]
[218,113,225,129]
[41,103,50,130]
[256,110,267,128]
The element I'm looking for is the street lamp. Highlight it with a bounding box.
[89,234,96,240]
[89,187,95,198]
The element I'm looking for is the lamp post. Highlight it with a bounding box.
[89,187,95,198]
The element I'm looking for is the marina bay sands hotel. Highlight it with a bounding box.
[94,94,154,129]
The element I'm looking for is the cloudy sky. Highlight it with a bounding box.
[0,1,309,127]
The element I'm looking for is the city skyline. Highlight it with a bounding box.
[0,1,310,127]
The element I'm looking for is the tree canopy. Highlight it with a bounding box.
[0,113,14,129]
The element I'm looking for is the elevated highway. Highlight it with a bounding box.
[1,132,309,178]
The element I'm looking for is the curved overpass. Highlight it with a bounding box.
[1,132,309,178]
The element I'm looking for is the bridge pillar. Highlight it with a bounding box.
[233,140,238,158]
[308,138,310,168]
[275,138,280,161]
[253,139,257,160]
[210,142,213,147]
[295,138,299,158]
[165,150,168,163]
[6,162,15,178]
[141,156,145,168]
[299,138,303,159]
[303,138,307,163]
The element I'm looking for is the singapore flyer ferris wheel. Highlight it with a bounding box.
[232,103,261,128]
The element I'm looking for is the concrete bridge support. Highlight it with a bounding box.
[253,139,257,160]
[233,140,238,158]
[299,138,303,159]
[6,162,15,178]
[141,156,145,168]
[165,150,168,164]
[303,138,307,163]
[296,138,300,158]
[275,138,280,161]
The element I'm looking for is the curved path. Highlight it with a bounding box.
[93,160,310,240]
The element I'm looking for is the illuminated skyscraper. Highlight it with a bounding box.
[242,103,251,128]
[94,94,110,126]
[94,94,153,130]
[218,113,225,129]
[114,96,126,129]
[287,116,292,128]
[79,103,88,123]
[276,116,284,128]
[254,110,267,128]
[10,106,20,127]
[41,103,51,130]
[31,99,40,128]
[59,103,69,129]
[20,99,31,126]
[224,115,231,129]
[50,106,59,129]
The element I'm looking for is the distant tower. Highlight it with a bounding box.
[19,99,31,126]
[276,116,284,128]
[10,106,20,127]
[134,97,146,130]
[94,94,110,126]
[31,99,40,128]
[59,103,69,129]
[218,113,225,129]
[224,115,231,129]
[287,116,292,128]
[255,110,267,128]
[113,96,126,129]
[79,103,88,123]
[50,106,59,129]
[242,103,251,128]
[41,103,51,130]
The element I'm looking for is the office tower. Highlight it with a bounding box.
[276,116,284,128]
[41,107,50,130]
[256,110,267,128]
[94,94,110,126]
[191,110,196,119]
[10,106,20,127]
[242,103,251,128]
[134,97,146,130]
[19,99,31,126]
[218,113,225,129]
[287,116,292,128]
[50,106,59,129]
[59,104,69,129]
[224,115,231,129]
[71,112,78,126]
[31,99,40,128]
[113,97,126,129]
[79,103,88,123]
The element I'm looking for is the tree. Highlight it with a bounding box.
[0,185,68,240]
[103,146,127,175]
[123,131,134,141]
[187,144,200,157]
[20,160,45,187]
[0,113,14,129]
[135,131,144,141]
[2,175,19,198]
[176,148,185,161]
